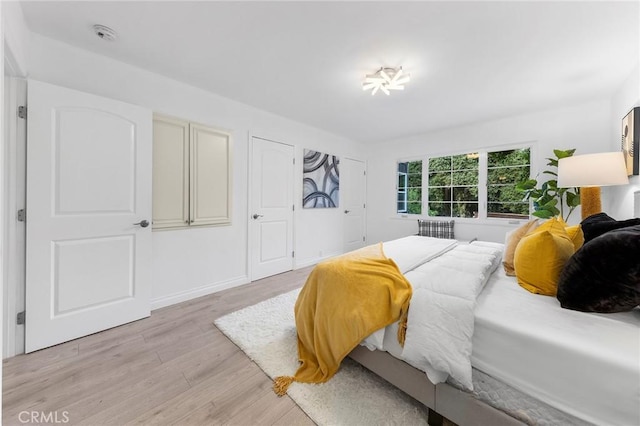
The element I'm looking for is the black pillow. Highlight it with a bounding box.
[580,213,640,243]
[557,225,640,313]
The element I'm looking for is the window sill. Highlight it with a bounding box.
[392,214,527,226]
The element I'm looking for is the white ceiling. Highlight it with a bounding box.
[20,1,640,143]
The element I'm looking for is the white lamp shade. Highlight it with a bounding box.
[557,152,629,188]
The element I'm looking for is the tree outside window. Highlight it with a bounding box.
[487,148,530,219]
[397,160,422,214]
[396,146,531,220]
[428,154,478,218]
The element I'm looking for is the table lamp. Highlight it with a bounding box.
[557,152,629,220]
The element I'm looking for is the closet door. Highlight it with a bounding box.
[250,137,294,280]
[343,158,367,252]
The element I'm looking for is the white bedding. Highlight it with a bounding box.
[473,269,640,426]
[363,236,640,425]
[365,238,503,390]
[401,242,503,390]
[363,236,458,350]
[382,235,457,273]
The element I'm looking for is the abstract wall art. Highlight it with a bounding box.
[622,107,639,176]
[303,149,339,208]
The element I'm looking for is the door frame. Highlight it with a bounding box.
[3,49,27,358]
[247,132,296,281]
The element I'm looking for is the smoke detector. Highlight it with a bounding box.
[93,24,117,41]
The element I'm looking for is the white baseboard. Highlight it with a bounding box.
[295,250,343,269]
[151,275,249,311]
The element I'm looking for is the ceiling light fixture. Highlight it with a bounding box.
[362,67,410,96]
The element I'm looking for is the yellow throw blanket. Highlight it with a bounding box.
[273,243,412,396]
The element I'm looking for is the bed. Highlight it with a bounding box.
[343,235,640,426]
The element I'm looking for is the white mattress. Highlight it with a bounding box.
[380,322,589,425]
[470,367,587,426]
[472,269,640,426]
[364,237,639,424]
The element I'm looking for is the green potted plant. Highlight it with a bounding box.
[516,149,581,221]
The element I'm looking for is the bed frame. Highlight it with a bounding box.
[348,346,523,426]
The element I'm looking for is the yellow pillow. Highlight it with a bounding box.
[514,218,575,296]
[503,219,539,276]
[556,218,585,251]
[564,224,584,251]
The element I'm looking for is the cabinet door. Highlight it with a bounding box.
[152,115,189,229]
[190,123,232,226]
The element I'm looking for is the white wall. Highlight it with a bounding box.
[2,1,28,75]
[366,100,613,243]
[607,64,640,219]
[27,33,364,308]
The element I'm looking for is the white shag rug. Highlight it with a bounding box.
[214,289,429,426]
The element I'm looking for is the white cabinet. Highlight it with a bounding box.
[153,114,232,229]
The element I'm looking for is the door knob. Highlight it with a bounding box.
[134,220,150,228]
[252,214,264,220]
[344,210,350,214]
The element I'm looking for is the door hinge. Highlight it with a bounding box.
[362,236,366,242]
[18,106,27,119]
[363,203,366,209]
[293,158,295,165]
[292,251,295,258]
[292,204,295,211]
[17,209,26,222]
[17,311,25,325]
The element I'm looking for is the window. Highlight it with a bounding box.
[487,148,531,219]
[396,160,422,214]
[152,114,232,229]
[396,146,531,220]
[427,154,479,218]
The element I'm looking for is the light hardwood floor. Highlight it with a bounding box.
[3,267,316,425]
[3,266,447,426]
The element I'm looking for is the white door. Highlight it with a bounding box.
[25,80,152,353]
[343,158,367,252]
[250,137,294,280]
